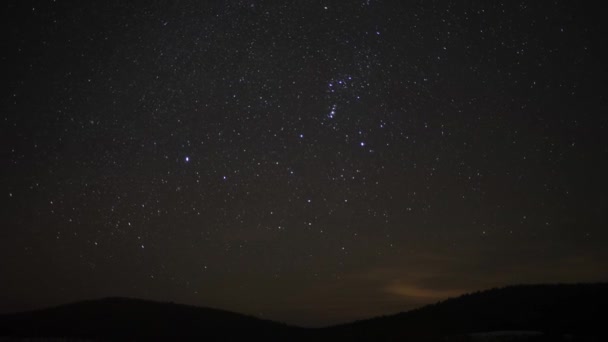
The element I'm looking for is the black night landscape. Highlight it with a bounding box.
[2,1,608,341]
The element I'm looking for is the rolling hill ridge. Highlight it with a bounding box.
[1,283,606,341]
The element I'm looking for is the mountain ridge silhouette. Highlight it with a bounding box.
[1,283,606,341]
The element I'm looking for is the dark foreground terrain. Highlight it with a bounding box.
[1,283,606,341]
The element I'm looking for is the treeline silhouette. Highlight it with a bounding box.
[1,283,606,341]
[322,283,608,341]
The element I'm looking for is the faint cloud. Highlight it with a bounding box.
[384,282,463,300]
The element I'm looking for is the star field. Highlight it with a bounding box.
[2,0,608,326]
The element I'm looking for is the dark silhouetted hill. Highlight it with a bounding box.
[323,283,608,341]
[0,297,302,341]
[1,283,606,341]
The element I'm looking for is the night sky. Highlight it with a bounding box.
[2,0,608,327]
